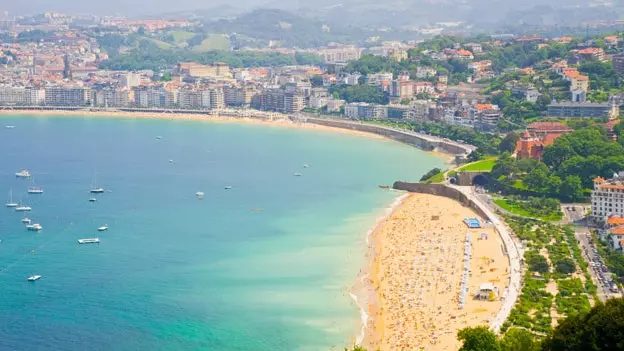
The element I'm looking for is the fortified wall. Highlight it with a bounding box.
[392,181,489,219]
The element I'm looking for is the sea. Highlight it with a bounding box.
[0,115,445,351]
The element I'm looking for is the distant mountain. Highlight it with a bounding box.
[258,0,624,29]
[202,9,366,48]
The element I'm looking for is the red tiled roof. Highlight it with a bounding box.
[527,122,573,132]
[608,216,624,225]
[604,119,620,130]
[475,104,494,111]
[613,226,624,235]
[578,47,604,55]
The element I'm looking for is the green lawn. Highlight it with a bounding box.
[146,38,175,49]
[169,30,195,43]
[458,157,497,172]
[192,34,231,52]
[424,170,446,184]
[494,199,563,221]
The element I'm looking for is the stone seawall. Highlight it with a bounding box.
[393,182,489,218]
[304,118,474,156]
[392,181,522,333]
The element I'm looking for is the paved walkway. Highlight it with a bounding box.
[450,185,523,333]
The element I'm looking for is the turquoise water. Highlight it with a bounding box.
[0,115,444,351]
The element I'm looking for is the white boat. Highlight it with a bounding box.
[156,136,163,140]
[78,238,100,244]
[15,169,31,178]
[5,125,15,129]
[303,164,310,168]
[224,186,232,190]
[5,190,18,208]
[90,172,105,193]
[196,192,204,199]
[15,206,32,212]
[293,172,302,177]
[28,177,44,194]
[26,223,42,231]
[97,225,108,232]
[169,159,174,163]
[27,275,41,281]
[88,197,97,202]
[21,217,31,224]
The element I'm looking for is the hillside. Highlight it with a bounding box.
[202,9,366,48]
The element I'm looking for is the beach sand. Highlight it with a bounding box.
[364,193,510,351]
[0,109,391,140]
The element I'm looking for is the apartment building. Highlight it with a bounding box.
[547,101,618,119]
[592,174,624,223]
[613,54,624,75]
[178,89,210,109]
[210,88,225,109]
[0,86,27,105]
[44,86,92,106]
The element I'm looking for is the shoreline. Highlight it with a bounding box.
[350,193,410,347]
[0,109,457,164]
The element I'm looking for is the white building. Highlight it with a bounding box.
[591,173,624,223]
[309,96,328,109]
[366,72,394,85]
[343,73,361,86]
[344,103,360,118]
[416,66,437,79]
[44,86,92,106]
[326,99,345,113]
[0,86,27,105]
[210,88,225,109]
[121,72,142,88]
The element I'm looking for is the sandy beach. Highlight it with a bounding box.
[363,193,510,351]
[0,109,392,140]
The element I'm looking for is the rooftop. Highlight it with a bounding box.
[549,101,612,107]
[527,122,573,132]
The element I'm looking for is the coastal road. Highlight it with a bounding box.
[561,204,620,302]
[574,226,611,302]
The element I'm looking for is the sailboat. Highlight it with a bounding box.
[90,172,105,194]
[5,190,18,208]
[27,177,44,194]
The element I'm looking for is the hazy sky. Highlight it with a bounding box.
[3,0,262,16]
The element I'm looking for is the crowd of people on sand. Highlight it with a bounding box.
[369,194,509,351]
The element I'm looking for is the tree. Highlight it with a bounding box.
[547,175,563,195]
[527,253,549,273]
[555,258,576,275]
[499,132,520,154]
[310,75,324,87]
[500,328,539,351]
[560,175,584,202]
[160,72,172,81]
[524,167,550,192]
[542,298,624,351]
[457,326,501,351]
[420,168,442,181]
[491,154,518,180]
